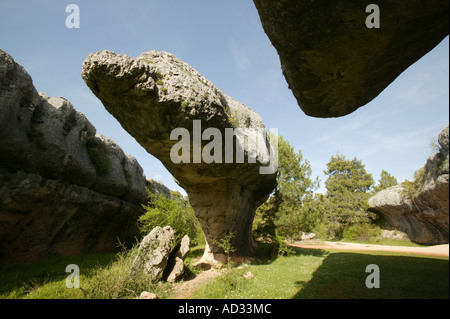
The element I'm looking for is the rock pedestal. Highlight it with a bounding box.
[82,50,277,264]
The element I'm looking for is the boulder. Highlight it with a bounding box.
[130,226,175,282]
[253,0,449,117]
[0,49,168,263]
[369,126,449,244]
[165,235,191,283]
[146,178,172,199]
[82,50,277,264]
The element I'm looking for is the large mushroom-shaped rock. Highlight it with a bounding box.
[369,126,449,244]
[253,0,449,117]
[82,50,277,264]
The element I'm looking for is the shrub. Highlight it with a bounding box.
[342,222,381,242]
[138,190,204,245]
[82,245,170,299]
[401,167,426,199]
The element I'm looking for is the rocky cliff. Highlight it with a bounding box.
[0,49,169,264]
[253,0,449,117]
[82,50,277,264]
[369,126,449,244]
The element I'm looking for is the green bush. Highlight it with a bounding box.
[139,190,204,245]
[401,167,426,199]
[82,245,171,299]
[342,222,381,242]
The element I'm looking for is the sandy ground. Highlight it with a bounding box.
[289,241,449,257]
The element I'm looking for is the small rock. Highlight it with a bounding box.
[243,271,254,279]
[300,232,316,240]
[139,292,157,299]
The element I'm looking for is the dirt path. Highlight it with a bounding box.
[289,241,449,257]
[170,268,223,299]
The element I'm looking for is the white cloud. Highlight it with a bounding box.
[228,38,252,77]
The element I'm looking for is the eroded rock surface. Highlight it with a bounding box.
[130,226,175,282]
[82,50,277,264]
[253,0,449,117]
[0,49,166,263]
[369,126,449,244]
[165,234,190,283]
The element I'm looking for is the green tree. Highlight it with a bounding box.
[373,170,398,193]
[138,190,204,245]
[401,167,426,199]
[324,154,374,193]
[253,135,319,241]
[322,154,375,239]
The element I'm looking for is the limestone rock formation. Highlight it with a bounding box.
[369,126,449,244]
[253,0,449,117]
[146,178,171,199]
[82,50,277,264]
[130,226,175,282]
[0,49,164,263]
[165,234,190,283]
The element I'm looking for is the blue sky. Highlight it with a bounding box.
[1,0,448,194]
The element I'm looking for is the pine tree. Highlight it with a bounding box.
[373,170,398,193]
[253,135,319,241]
[322,154,374,239]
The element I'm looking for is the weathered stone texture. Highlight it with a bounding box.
[253,0,449,117]
[82,50,277,264]
[0,49,168,263]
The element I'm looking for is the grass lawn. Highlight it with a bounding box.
[192,247,449,299]
[0,252,116,299]
[1,246,448,299]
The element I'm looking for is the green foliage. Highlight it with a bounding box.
[429,137,441,154]
[342,222,381,242]
[0,246,172,299]
[321,154,375,239]
[155,71,163,80]
[86,138,110,175]
[81,245,169,299]
[324,154,374,193]
[192,247,448,299]
[139,190,204,245]
[274,231,295,256]
[254,135,319,241]
[401,167,426,199]
[373,170,398,193]
[213,232,236,265]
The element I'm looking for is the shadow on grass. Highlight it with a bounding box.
[292,250,449,299]
[0,252,116,298]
